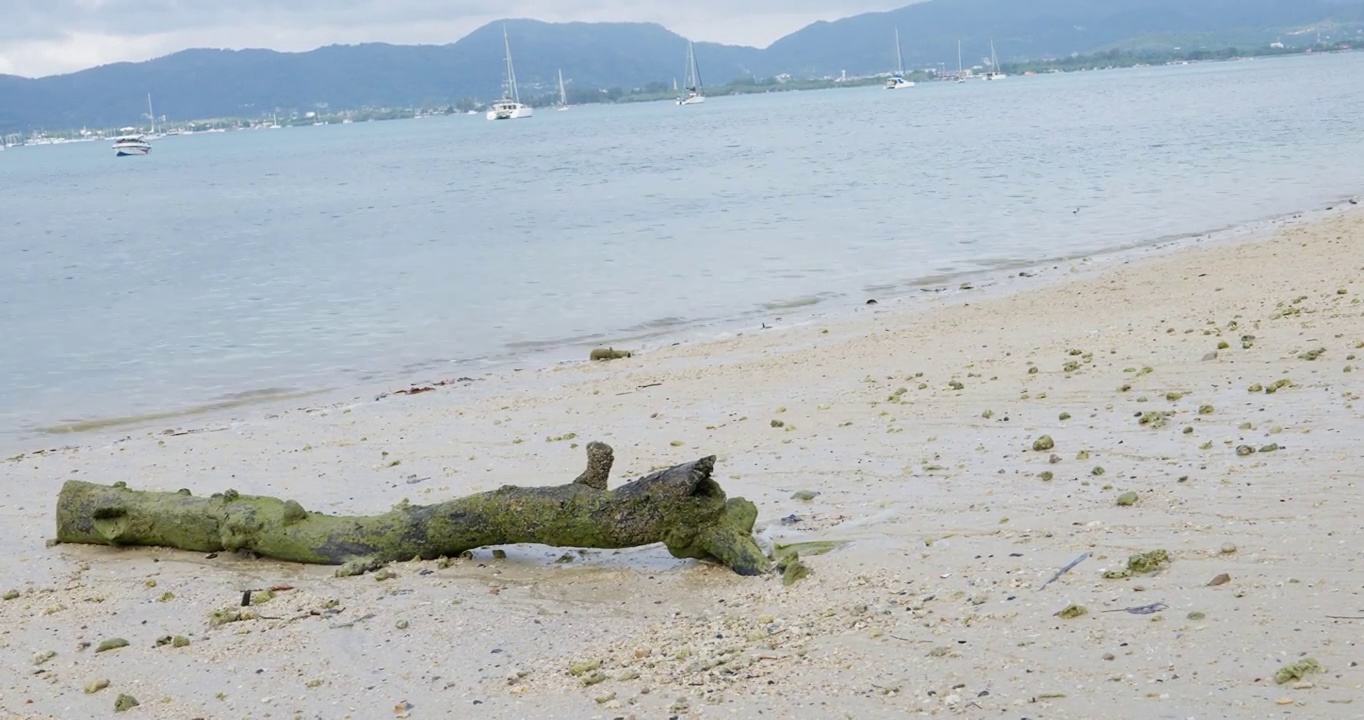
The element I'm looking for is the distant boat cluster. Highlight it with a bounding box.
[3,26,1016,155]
[490,26,705,121]
[887,33,1006,89]
[485,26,1003,118]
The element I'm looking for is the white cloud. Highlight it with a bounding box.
[0,0,913,77]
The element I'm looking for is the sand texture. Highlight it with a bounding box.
[3,207,1364,719]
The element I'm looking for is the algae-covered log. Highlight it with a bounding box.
[53,442,769,576]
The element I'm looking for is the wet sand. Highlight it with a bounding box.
[3,205,1364,719]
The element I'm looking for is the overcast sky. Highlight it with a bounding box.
[0,0,915,78]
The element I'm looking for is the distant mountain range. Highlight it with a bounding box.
[2,0,1362,132]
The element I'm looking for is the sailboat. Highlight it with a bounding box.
[676,41,705,105]
[955,40,967,83]
[983,39,1007,81]
[885,28,915,89]
[555,69,570,111]
[487,25,533,120]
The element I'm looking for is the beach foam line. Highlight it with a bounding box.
[37,388,325,435]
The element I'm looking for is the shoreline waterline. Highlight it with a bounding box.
[7,192,1357,456]
[33,388,327,437]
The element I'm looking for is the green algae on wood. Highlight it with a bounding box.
[53,442,769,577]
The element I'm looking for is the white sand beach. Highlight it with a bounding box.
[4,203,1364,719]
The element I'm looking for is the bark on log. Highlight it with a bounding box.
[53,442,769,576]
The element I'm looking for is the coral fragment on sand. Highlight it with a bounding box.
[1126,549,1171,575]
[1275,658,1323,685]
[1056,604,1088,619]
[589,348,632,361]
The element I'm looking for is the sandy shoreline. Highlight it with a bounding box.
[4,203,1364,719]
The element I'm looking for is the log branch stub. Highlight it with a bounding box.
[572,441,613,490]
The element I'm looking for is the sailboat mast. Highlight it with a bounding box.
[147,93,155,134]
[558,69,566,105]
[895,28,904,74]
[957,39,963,73]
[502,25,518,102]
[684,42,694,90]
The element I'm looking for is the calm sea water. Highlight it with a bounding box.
[2,53,1362,447]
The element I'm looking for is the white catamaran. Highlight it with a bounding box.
[677,41,705,105]
[487,26,533,120]
[556,69,570,111]
[983,39,1007,81]
[885,28,915,89]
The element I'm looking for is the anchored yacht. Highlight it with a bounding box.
[487,26,533,120]
[885,28,916,89]
[676,41,706,105]
[112,128,151,156]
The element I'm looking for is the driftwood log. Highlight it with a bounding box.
[53,442,769,577]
